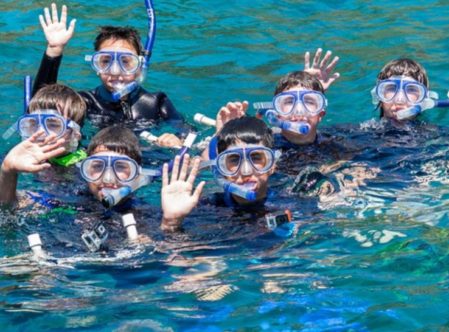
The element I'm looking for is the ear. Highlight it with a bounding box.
[318,110,326,122]
[73,129,82,141]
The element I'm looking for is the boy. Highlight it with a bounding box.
[371,58,433,122]
[0,83,85,205]
[160,117,285,232]
[34,4,183,147]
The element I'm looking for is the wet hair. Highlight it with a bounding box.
[87,125,142,164]
[377,58,429,117]
[217,117,273,153]
[377,58,429,87]
[94,26,143,55]
[28,84,86,125]
[274,71,324,95]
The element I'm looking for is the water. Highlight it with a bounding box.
[1,0,449,330]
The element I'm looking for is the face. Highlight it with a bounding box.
[278,85,324,145]
[223,141,275,204]
[97,39,141,92]
[380,76,422,121]
[86,148,131,202]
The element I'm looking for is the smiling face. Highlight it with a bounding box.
[97,39,142,93]
[223,141,275,204]
[278,85,325,145]
[86,147,131,202]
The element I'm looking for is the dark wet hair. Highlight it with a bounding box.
[377,58,429,117]
[94,26,143,55]
[377,58,429,87]
[217,117,273,153]
[28,84,86,125]
[87,125,142,164]
[274,71,324,95]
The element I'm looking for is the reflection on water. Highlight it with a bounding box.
[1,0,449,330]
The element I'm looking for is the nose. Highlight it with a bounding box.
[239,159,253,176]
[109,60,121,75]
[292,101,307,116]
[394,89,407,104]
[101,167,116,184]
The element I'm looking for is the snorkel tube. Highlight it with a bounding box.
[111,0,156,101]
[101,169,161,208]
[217,178,257,202]
[265,110,310,135]
[396,98,449,120]
[24,75,32,113]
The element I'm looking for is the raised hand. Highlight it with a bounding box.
[304,48,340,91]
[215,101,248,133]
[156,133,183,149]
[39,3,76,57]
[161,154,205,231]
[1,131,66,174]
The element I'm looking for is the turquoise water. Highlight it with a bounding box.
[1,0,449,330]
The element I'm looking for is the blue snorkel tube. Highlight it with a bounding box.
[111,0,156,101]
[219,179,258,201]
[24,75,32,113]
[253,102,310,135]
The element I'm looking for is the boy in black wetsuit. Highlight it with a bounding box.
[34,4,184,148]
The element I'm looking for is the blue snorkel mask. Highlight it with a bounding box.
[201,145,280,202]
[370,75,439,120]
[84,0,156,102]
[254,90,327,135]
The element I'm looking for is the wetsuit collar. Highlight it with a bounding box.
[97,84,141,103]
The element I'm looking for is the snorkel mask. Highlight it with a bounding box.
[202,145,279,202]
[78,154,161,208]
[371,75,439,120]
[254,90,327,135]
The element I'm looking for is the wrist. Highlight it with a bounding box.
[161,216,183,232]
[46,45,64,58]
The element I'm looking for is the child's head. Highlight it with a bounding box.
[273,71,326,145]
[84,125,142,201]
[216,117,275,204]
[26,84,85,152]
[375,58,429,121]
[91,26,144,92]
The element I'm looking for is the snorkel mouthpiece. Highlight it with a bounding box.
[223,181,257,201]
[266,110,310,135]
[396,105,423,120]
[111,81,139,101]
[101,175,152,208]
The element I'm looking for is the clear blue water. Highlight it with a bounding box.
[1,0,449,330]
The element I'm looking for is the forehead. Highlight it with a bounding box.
[90,146,128,157]
[226,140,266,150]
[283,85,312,93]
[98,39,137,54]
[385,75,417,82]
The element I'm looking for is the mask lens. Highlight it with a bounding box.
[249,149,270,172]
[44,116,65,136]
[118,54,140,73]
[82,158,106,182]
[302,92,324,114]
[405,83,425,104]
[18,117,39,138]
[218,152,241,176]
[93,53,113,72]
[113,159,138,182]
[274,94,295,115]
[378,82,398,102]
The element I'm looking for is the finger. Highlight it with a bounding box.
[68,19,76,35]
[162,163,169,187]
[39,15,47,29]
[28,130,47,143]
[328,73,341,83]
[241,100,249,113]
[192,181,206,201]
[41,138,65,152]
[51,3,58,23]
[178,154,190,182]
[43,147,66,160]
[325,56,339,74]
[29,162,52,173]
[60,5,67,26]
[170,155,181,183]
[313,48,322,67]
[44,7,52,25]
[304,51,310,69]
[186,157,200,185]
[319,50,332,69]
[41,133,59,146]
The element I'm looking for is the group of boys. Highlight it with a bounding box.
[0,4,435,246]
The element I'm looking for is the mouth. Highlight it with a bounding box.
[240,181,257,191]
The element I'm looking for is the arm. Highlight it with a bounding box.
[304,48,340,91]
[33,4,76,95]
[161,154,205,232]
[0,131,66,204]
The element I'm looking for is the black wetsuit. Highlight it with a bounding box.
[32,53,184,128]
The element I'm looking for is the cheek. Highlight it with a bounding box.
[88,183,100,198]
